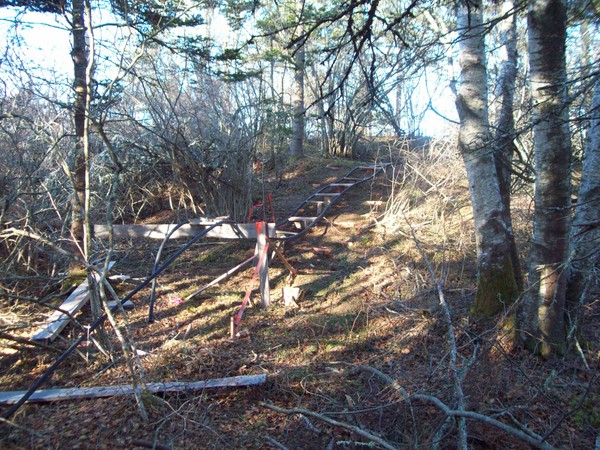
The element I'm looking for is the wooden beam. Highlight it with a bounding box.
[106,300,134,310]
[31,262,115,342]
[0,374,267,405]
[256,223,270,308]
[272,245,298,278]
[94,223,276,240]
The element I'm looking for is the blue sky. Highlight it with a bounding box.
[0,7,457,138]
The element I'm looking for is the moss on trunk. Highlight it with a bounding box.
[524,332,567,359]
[471,255,518,317]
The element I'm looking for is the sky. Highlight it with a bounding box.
[0,7,457,138]
[0,10,70,71]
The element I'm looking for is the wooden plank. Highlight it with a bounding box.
[288,217,318,222]
[272,246,298,278]
[106,300,135,310]
[256,223,270,308]
[288,217,318,230]
[31,262,115,342]
[94,223,276,240]
[282,287,303,308]
[0,374,267,405]
[275,230,297,237]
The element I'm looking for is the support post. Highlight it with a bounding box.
[256,222,271,308]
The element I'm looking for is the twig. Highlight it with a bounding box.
[131,438,171,450]
[0,416,43,436]
[540,361,598,443]
[0,331,63,354]
[409,394,553,450]
[260,402,397,450]
[349,363,554,450]
[301,415,322,434]
[400,208,468,448]
[263,435,290,450]
[337,441,379,448]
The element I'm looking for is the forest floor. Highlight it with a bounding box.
[0,145,599,449]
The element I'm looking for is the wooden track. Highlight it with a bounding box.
[273,163,391,240]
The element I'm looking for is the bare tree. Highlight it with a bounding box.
[289,0,305,158]
[455,0,518,317]
[522,0,572,357]
[566,78,600,333]
[69,0,88,260]
[493,0,522,291]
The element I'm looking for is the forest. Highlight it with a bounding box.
[0,0,598,448]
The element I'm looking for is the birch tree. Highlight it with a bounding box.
[493,0,522,291]
[455,0,518,317]
[566,78,600,330]
[523,0,572,357]
[288,0,306,159]
[290,35,305,158]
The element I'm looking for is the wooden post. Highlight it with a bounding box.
[230,312,236,338]
[256,222,271,308]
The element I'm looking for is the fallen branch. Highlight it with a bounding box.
[131,439,171,450]
[260,402,397,450]
[263,435,290,450]
[350,364,553,450]
[410,394,553,450]
[186,255,255,300]
[0,331,63,354]
[400,208,468,448]
[0,374,267,405]
[0,416,43,436]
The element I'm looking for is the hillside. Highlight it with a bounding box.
[0,144,598,449]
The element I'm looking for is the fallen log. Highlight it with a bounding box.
[0,374,266,405]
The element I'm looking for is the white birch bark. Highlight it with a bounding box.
[567,78,600,317]
[456,1,518,316]
[524,0,572,357]
[493,1,522,290]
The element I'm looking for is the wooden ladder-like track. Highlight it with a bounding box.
[273,163,392,241]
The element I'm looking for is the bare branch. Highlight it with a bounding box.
[260,402,397,450]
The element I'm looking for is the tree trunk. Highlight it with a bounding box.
[493,1,523,291]
[523,0,572,358]
[70,0,87,259]
[455,1,518,317]
[289,25,305,158]
[310,63,330,155]
[395,74,402,136]
[566,78,600,328]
